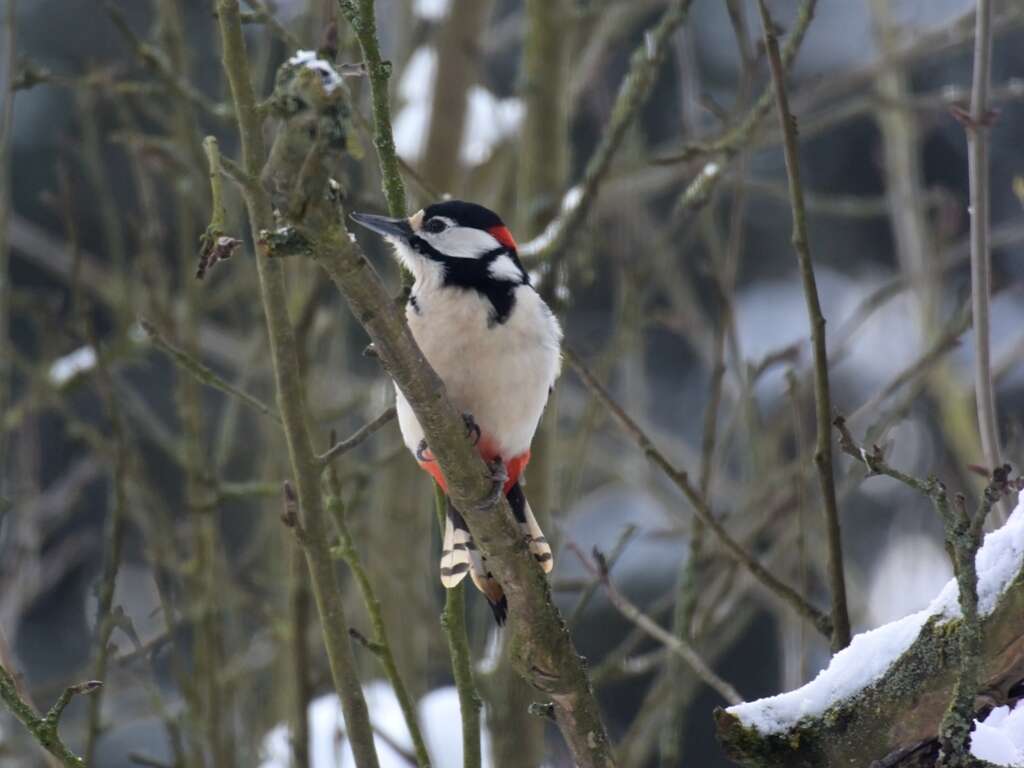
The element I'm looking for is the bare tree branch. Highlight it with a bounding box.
[563,346,832,638]
[959,0,1009,526]
[0,663,102,768]
[757,0,850,652]
[213,4,381,766]
[318,406,397,465]
[568,542,743,706]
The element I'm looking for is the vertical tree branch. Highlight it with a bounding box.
[756,0,851,652]
[433,486,482,768]
[158,1,234,759]
[337,0,407,218]
[83,344,130,766]
[288,542,312,768]
[213,4,381,767]
[869,0,984,522]
[935,484,991,766]
[963,0,1007,525]
[325,467,432,768]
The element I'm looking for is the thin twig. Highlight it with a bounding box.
[569,543,743,706]
[197,136,242,280]
[0,663,101,767]
[960,0,1008,526]
[84,340,130,765]
[848,304,971,425]
[567,524,638,627]
[668,0,817,199]
[757,0,850,652]
[240,0,302,50]
[287,538,312,768]
[325,467,432,768]
[337,0,406,219]
[140,318,281,424]
[317,406,397,465]
[534,0,694,283]
[563,347,832,638]
[103,2,231,120]
[433,485,482,768]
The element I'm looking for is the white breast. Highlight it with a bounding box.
[396,283,562,461]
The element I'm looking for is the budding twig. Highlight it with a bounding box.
[197,136,242,280]
[0,661,102,767]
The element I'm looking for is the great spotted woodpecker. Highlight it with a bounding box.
[351,201,561,623]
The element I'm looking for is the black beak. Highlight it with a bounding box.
[350,212,413,241]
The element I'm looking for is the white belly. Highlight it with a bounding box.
[396,285,561,460]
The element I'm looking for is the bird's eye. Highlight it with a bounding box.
[424,218,447,234]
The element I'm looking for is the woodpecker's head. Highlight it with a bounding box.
[351,200,528,290]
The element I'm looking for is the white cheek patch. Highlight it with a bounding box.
[390,240,444,288]
[423,226,501,259]
[488,254,524,282]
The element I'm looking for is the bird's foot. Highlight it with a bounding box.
[462,413,482,446]
[470,458,507,512]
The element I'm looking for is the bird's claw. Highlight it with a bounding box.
[471,458,507,512]
[462,413,481,446]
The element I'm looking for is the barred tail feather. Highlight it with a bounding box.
[440,505,471,588]
[507,482,554,573]
[444,500,507,624]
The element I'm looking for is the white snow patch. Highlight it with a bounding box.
[393,46,523,167]
[288,50,343,93]
[414,0,450,20]
[518,185,583,258]
[971,701,1024,766]
[48,346,97,386]
[260,681,492,768]
[727,492,1024,734]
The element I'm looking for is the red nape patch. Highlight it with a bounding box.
[488,225,518,251]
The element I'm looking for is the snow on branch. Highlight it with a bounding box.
[717,492,1024,766]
